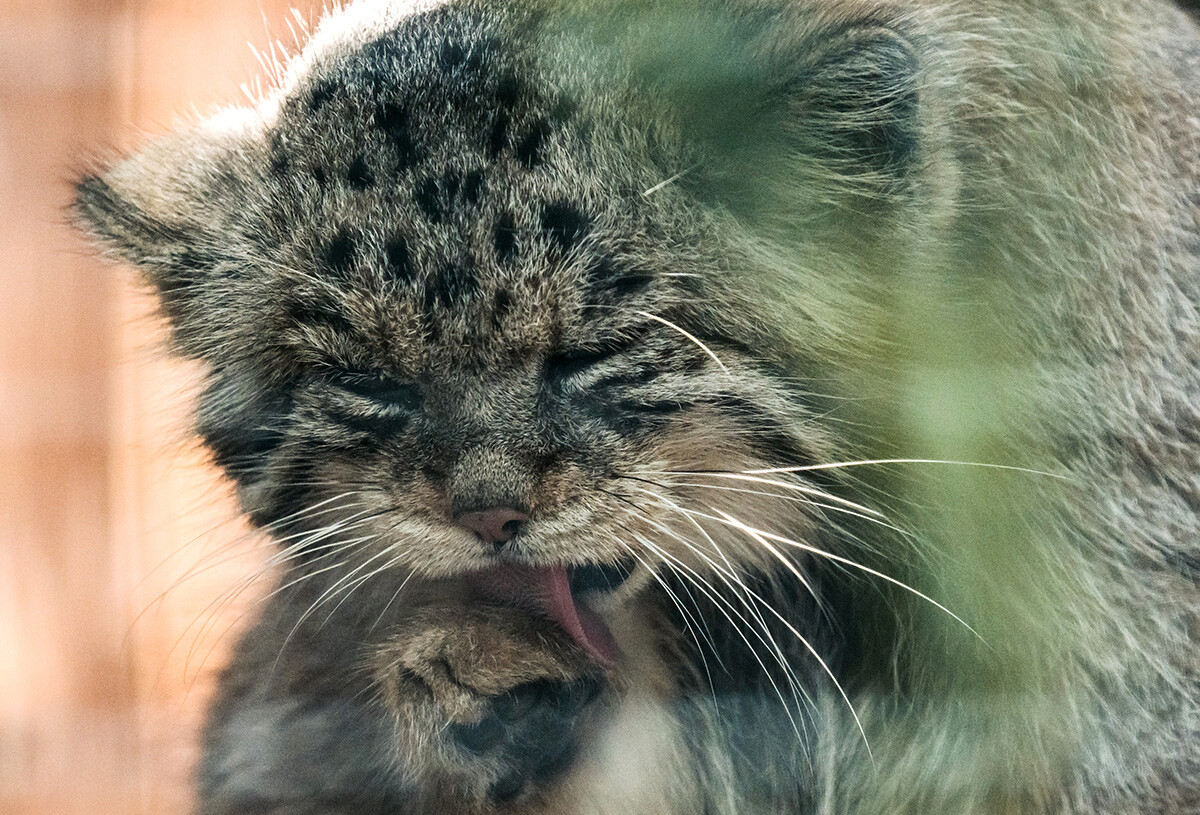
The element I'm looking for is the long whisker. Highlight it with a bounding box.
[606,489,815,739]
[282,534,386,629]
[645,471,888,519]
[612,536,726,684]
[131,491,373,629]
[633,477,908,539]
[318,546,414,627]
[369,564,420,634]
[634,310,730,374]
[633,532,812,743]
[173,511,381,681]
[629,494,870,758]
[695,507,983,642]
[742,458,1069,480]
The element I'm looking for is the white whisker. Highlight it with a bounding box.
[701,507,984,642]
[743,458,1068,480]
[633,533,812,741]
[663,479,907,536]
[641,163,697,196]
[656,471,888,519]
[634,310,730,374]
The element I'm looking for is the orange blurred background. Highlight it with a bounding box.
[0,2,324,812]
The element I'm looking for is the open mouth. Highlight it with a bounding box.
[467,557,637,669]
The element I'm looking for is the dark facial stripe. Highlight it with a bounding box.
[488,111,511,158]
[328,407,412,436]
[586,257,654,299]
[288,301,356,336]
[704,394,818,469]
[618,398,691,415]
[591,368,659,390]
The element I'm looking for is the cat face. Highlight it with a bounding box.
[75,2,920,588]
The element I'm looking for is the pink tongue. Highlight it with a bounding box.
[466,564,618,668]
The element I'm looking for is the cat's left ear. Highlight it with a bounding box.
[613,6,926,215]
[73,110,259,316]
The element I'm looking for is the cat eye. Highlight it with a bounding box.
[328,370,423,411]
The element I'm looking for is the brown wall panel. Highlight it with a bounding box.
[1,2,326,812]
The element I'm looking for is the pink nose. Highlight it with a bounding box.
[456,507,530,548]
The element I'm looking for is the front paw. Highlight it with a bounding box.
[373,604,606,808]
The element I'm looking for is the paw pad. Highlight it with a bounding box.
[448,677,603,803]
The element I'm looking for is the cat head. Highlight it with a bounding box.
[74,0,927,586]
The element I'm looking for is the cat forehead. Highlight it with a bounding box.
[250,2,683,367]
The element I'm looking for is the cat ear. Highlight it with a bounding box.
[626,10,924,216]
[73,110,260,318]
[772,21,921,186]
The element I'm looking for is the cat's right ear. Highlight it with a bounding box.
[73,111,257,321]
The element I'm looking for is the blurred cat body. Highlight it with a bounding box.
[76,1,1200,813]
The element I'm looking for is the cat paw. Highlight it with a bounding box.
[449,676,602,803]
[373,604,607,807]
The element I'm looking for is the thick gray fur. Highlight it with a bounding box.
[75,1,1200,813]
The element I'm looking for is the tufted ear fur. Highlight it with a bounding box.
[73,110,261,324]
[574,3,925,218]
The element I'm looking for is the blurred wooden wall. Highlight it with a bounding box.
[0,2,324,812]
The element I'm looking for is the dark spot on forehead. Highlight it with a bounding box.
[427,259,480,310]
[415,170,486,223]
[550,96,577,124]
[440,39,467,70]
[436,29,494,77]
[488,112,511,158]
[540,201,591,252]
[494,213,518,264]
[269,135,291,177]
[493,289,513,327]
[463,170,486,204]
[496,73,522,109]
[358,34,406,84]
[309,80,336,111]
[516,118,552,169]
[377,101,421,169]
[469,37,497,70]
[384,236,414,284]
[313,166,328,187]
[415,176,447,223]
[346,156,375,189]
[324,229,358,276]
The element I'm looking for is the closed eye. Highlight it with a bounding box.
[543,347,617,382]
[328,370,423,411]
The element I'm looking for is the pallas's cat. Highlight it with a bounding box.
[76,1,1200,812]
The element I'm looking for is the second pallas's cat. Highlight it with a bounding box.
[75,0,1200,812]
